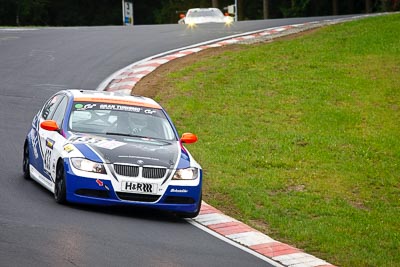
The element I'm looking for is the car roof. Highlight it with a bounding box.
[187,8,220,12]
[66,89,162,109]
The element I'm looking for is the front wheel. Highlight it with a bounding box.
[23,143,31,180]
[54,162,67,204]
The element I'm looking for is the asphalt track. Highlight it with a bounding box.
[0,16,352,266]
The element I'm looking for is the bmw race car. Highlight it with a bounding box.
[23,89,202,218]
[179,8,233,25]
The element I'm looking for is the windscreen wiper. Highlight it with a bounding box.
[105,132,143,138]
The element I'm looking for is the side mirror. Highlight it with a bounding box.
[40,120,59,131]
[180,133,198,144]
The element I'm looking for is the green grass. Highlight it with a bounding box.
[155,14,400,267]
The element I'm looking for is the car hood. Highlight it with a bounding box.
[67,134,184,169]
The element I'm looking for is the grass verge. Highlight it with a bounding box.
[154,14,400,267]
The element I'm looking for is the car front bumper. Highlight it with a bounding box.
[65,165,202,214]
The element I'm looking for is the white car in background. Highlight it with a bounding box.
[179,8,233,25]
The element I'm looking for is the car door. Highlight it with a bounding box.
[37,94,67,181]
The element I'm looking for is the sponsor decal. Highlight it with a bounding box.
[99,104,141,113]
[75,103,97,110]
[63,144,74,153]
[170,188,188,193]
[95,140,125,150]
[32,113,39,127]
[96,179,103,186]
[118,155,160,161]
[69,135,123,149]
[122,181,156,193]
[29,129,39,159]
[83,103,96,110]
[69,135,104,144]
[43,148,52,173]
[96,179,110,191]
[46,138,55,149]
[73,97,161,109]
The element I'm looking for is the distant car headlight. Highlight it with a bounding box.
[172,168,199,180]
[224,16,234,25]
[185,19,196,27]
[71,158,106,174]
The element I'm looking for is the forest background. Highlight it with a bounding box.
[1,0,399,26]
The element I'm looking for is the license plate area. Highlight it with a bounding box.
[121,181,158,194]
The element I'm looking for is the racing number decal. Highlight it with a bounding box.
[43,138,55,174]
[44,149,52,172]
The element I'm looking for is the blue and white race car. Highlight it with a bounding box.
[23,89,202,218]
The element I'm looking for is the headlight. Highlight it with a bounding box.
[172,168,199,180]
[224,17,233,25]
[71,158,106,174]
[185,19,196,28]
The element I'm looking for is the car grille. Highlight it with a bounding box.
[114,164,139,177]
[142,167,166,178]
[116,192,160,202]
[114,164,167,179]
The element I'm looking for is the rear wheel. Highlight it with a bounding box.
[22,143,31,180]
[54,161,67,204]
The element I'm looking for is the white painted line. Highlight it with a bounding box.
[0,28,38,31]
[187,219,285,267]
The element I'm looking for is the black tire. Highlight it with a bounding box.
[54,161,67,204]
[23,143,31,180]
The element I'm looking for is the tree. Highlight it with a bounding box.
[365,0,372,12]
[263,0,269,19]
[280,0,311,18]
[238,0,244,20]
[332,0,338,14]
[212,0,219,8]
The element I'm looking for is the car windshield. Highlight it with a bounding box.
[68,102,176,141]
[188,9,223,18]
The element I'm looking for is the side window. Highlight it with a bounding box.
[51,96,68,129]
[41,94,62,120]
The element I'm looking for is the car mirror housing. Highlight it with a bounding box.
[180,133,198,144]
[40,120,59,131]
